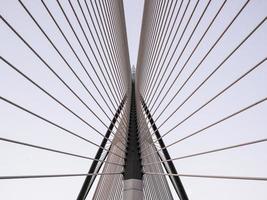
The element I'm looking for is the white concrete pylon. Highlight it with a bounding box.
[123,179,143,200]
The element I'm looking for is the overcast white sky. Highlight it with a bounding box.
[0,0,267,200]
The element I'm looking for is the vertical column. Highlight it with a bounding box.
[123,81,143,200]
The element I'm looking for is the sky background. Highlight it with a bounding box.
[0,0,267,199]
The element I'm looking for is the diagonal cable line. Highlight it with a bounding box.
[150,0,213,114]
[106,0,130,93]
[139,14,266,146]
[1,0,266,198]
[66,0,129,129]
[142,0,176,96]
[38,0,120,114]
[0,172,122,180]
[143,0,192,101]
[142,0,185,100]
[92,0,130,101]
[78,0,130,129]
[139,0,164,92]
[147,0,251,112]
[3,4,129,140]
[72,0,126,97]
[109,0,132,96]
[142,97,267,158]
[149,18,266,141]
[0,57,127,150]
[100,0,126,99]
[142,0,172,95]
[0,137,124,166]
[144,172,267,181]
[143,137,267,166]
[145,0,200,103]
[0,96,125,159]
[98,0,125,97]
[83,0,130,94]
[66,0,123,102]
[136,0,160,90]
[40,0,120,111]
[0,15,113,126]
[150,1,228,117]
[96,0,125,96]
[76,0,125,94]
[55,0,121,106]
[151,58,267,143]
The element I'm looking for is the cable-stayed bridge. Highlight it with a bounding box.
[0,0,267,199]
